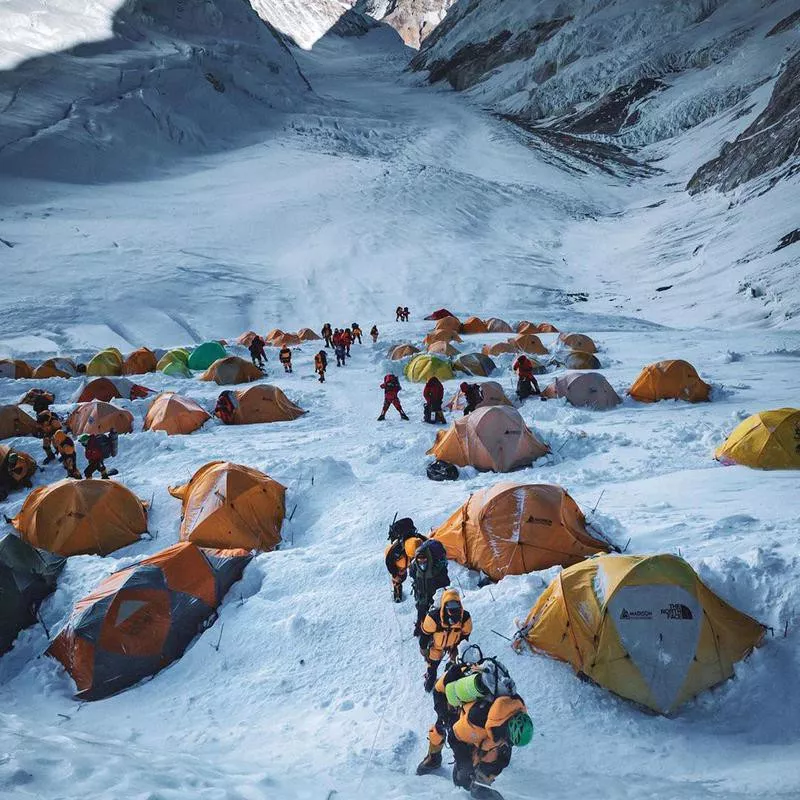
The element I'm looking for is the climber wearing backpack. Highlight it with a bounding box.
[342,328,353,357]
[370,325,379,343]
[314,351,327,383]
[410,539,450,636]
[417,643,486,776]
[333,330,347,367]
[35,406,62,464]
[419,588,473,692]
[321,323,333,348]
[214,391,237,424]
[461,382,483,416]
[378,373,409,421]
[249,335,267,370]
[79,430,118,479]
[54,429,81,479]
[384,517,427,603]
[512,355,540,401]
[423,376,446,424]
[279,345,293,373]
[0,450,36,500]
[447,659,533,795]
[352,323,363,344]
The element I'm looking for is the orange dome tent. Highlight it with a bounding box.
[272,333,302,348]
[428,340,459,357]
[47,542,251,699]
[563,351,601,370]
[629,360,711,403]
[558,333,597,353]
[433,316,462,333]
[485,318,513,334]
[71,377,153,403]
[265,328,284,343]
[424,330,463,346]
[297,328,321,341]
[144,392,210,435]
[169,461,286,551]
[512,334,548,355]
[200,357,264,385]
[19,389,55,408]
[543,373,621,409]
[0,359,33,379]
[0,405,38,440]
[237,331,261,347]
[215,384,305,425]
[12,479,148,556]
[535,322,559,333]
[428,405,549,472]
[32,358,79,379]
[482,342,517,357]
[432,483,613,581]
[122,348,157,375]
[446,380,512,411]
[67,401,134,435]
[389,344,420,360]
[461,316,489,335]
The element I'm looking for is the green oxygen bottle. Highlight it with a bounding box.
[445,673,486,707]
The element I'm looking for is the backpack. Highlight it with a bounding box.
[95,431,118,459]
[427,460,459,482]
[84,435,103,462]
[388,517,417,541]
[383,374,399,391]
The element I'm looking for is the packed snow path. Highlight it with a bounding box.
[1,29,799,800]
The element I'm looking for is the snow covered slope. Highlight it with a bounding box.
[0,5,799,800]
[249,0,357,48]
[0,0,310,181]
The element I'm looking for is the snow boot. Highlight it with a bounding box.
[377,415,386,421]
[424,665,438,693]
[416,750,442,775]
[392,583,403,603]
[400,413,409,421]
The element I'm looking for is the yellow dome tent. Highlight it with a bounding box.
[514,554,766,714]
[0,359,33,379]
[715,408,800,469]
[432,483,612,581]
[428,405,549,472]
[86,348,123,377]
[404,354,455,383]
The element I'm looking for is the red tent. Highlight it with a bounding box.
[424,308,456,321]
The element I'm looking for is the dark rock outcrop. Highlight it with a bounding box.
[688,51,800,193]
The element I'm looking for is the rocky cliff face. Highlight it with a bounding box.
[688,49,800,194]
[353,1,457,48]
[411,0,800,190]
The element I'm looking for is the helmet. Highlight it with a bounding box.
[458,642,483,665]
[460,382,469,392]
[507,711,533,747]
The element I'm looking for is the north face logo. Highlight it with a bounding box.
[661,603,694,620]
[620,608,652,620]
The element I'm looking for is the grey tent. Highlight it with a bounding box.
[543,372,621,409]
[0,534,65,654]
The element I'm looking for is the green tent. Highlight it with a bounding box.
[157,349,191,371]
[0,534,65,655]
[162,360,193,379]
[188,341,227,371]
[404,354,455,383]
